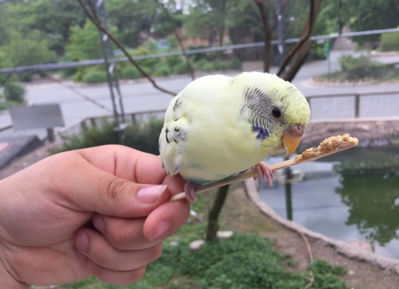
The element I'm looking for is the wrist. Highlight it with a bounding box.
[0,258,29,289]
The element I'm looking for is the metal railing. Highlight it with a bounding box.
[68,90,399,136]
[307,91,399,120]
[1,27,398,75]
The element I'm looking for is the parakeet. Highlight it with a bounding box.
[159,72,310,201]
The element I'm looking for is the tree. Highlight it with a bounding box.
[316,0,399,46]
[183,0,228,46]
[3,0,85,55]
[106,0,159,47]
[65,21,103,61]
[3,31,56,67]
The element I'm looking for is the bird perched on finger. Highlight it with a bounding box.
[159,72,310,202]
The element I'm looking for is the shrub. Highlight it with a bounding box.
[121,65,141,79]
[81,70,107,83]
[214,60,227,71]
[172,61,189,74]
[339,55,389,80]
[379,31,399,52]
[196,59,214,72]
[153,64,171,76]
[229,58,241,69]
[4,82,26,102]
[54,118,163,155]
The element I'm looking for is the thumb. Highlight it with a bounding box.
[53,156,170,218]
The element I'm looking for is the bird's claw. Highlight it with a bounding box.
[255,162,274,187]
[184,182,199,203]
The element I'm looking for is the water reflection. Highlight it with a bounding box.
[335,164,399,246]
[259,146,399,258]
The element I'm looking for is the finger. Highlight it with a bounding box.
[143,199,190,241]
[77,252,147,286]
[93,214,161,250]
[78,145,168,184]
[75,228,163,271]
[53,152,171,217]
[78,145,186,193]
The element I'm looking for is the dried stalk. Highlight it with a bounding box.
[77,0,177,96]
[300,232,315,289]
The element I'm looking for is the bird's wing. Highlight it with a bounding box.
[159,75,231,177]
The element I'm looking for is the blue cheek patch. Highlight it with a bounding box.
[252,125,270,140]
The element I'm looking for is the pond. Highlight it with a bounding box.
[259,145,399,259]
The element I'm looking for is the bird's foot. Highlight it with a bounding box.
[255,162,275,187]
[184,182,200,203]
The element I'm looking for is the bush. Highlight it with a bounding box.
[54,118,163,155]
[4,82,26,102]
[81,70,108,83]
[379,31,399,51]
[196,59,214,72]
[339,55,389,80]
[229,58,241,69]
[172,61,189,74]
[153,64,171,76]
[121,65,141,79]
[214,60,227,71]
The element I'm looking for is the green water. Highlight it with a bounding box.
[260,145,399,258]
[332,147,399,246]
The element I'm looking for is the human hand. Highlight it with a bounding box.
[0,145,189,288]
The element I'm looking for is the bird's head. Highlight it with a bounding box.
[235,72,310,156]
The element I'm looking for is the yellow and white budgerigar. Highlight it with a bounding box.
[159,72,310,201]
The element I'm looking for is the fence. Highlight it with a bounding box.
[69,90,399,137]
[307,91,399,120]
[0,28,398,75]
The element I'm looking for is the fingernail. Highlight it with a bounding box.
[93,216,105,234]
[75,233,89,252]
[150,220,171,241]
[137,185,167,203]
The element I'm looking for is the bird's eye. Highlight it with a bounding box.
[272,107,281,118]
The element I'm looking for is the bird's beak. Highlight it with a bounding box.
[282,125,305,156]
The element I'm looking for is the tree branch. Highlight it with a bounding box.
[254,0,272,72]
[277,0,315,77]
[156,0,195,80]
[277,0,322,81]
[77,0,177,96]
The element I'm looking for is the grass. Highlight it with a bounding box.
[61,192,352,289]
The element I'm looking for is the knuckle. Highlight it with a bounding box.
[108,225,129,249]
[150,244,163,262]
[130,267,146,283]
[100,176,129,201]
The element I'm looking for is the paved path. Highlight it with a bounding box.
[1,51,399,141]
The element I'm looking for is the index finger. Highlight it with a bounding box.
[78,145,185,193]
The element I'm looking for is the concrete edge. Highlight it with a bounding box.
[244,178,399,275]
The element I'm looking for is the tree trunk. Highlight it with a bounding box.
[205,185,230,242]
[254,0,272,72]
